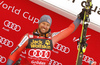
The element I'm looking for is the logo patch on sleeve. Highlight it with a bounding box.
[29,35,33,38]
[18,35,28,47]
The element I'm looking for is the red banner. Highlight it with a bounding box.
[0,0,100,65]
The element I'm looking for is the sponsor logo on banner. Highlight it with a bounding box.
[31,60,46,65]
[22,50,26,54]
[53,43,70,54]
[20,54,26,58]
[0,55,6,63]
[73,35,91,42]
[3,20,21,32]
[49,58,62,65]
[0,1,39,25]
[2,27,9,32]
[83,55,95,64]
[0,1,21,15]
[28,49,51,59]
[23,12,39,24]
[0,36,14,47]
[20,50,26,58]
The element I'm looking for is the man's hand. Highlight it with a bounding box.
[90,61,97,65]
[91,61,96,65]
[78,8,90,21]
[6,59,14,65]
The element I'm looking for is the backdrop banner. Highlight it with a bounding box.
[0,0,100,65]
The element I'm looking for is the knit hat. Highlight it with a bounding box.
[38,15,52,26]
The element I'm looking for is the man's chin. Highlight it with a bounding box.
[40,30,46,34]
[41,31,46,34]
[39,29,48,34]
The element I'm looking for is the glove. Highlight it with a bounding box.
[78,8,87,20]
[91,62,96,65]
[89,61,97,65]
[6,59,14,65]
[14,58,21,65]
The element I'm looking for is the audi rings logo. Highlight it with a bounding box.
[49,59,62,65]
[4,20,21,32]
[0,36,14,47]
[83,55,94,64]
[0,55,6,63]
[28,49,51,59]
[54,43,70,54]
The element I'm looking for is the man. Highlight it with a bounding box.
[6,10,96,65]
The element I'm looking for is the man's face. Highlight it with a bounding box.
[38,22,50,34]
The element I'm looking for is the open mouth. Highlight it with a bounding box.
[42,28,46,31]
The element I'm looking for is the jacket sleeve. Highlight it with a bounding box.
[6,34,29,65]
[52,18,81,46]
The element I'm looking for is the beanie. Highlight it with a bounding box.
[38,15,52,26]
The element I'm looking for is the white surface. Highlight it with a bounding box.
[43,0,100,26]
[30,0,100,32]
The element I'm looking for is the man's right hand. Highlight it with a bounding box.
[6,59,14,65]
[91,61,97,65]
[90,61,97,65]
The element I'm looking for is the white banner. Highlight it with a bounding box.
[43,0,100,26]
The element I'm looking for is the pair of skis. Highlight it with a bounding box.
[76,0,92,65]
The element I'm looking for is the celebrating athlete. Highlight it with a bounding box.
[6,10,96,65]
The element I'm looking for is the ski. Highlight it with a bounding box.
[76,0,92,65]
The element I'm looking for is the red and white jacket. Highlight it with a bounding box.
[8,18,81,65]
